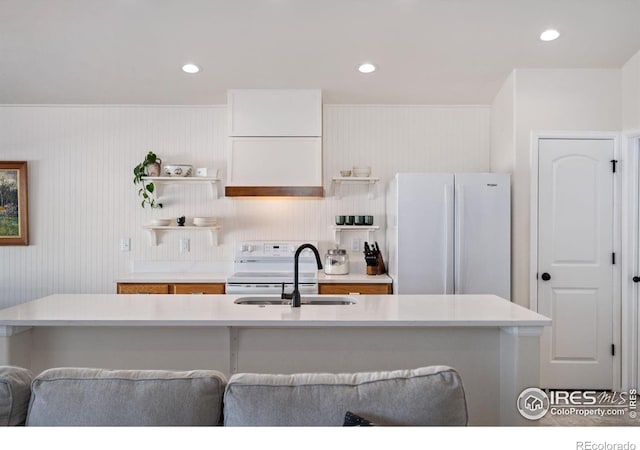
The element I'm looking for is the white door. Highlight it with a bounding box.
[634,143,640,387]
[392,173,454,294]
[454,173,511,300]
[537,138,615,389]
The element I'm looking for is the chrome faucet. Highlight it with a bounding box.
[281,243,323,307]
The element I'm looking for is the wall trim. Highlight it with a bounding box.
[323,104,491,109]
[0,104,493,109]
[0,104,227,109]
[622,129,640,390]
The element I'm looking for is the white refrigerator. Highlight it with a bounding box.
[386,173,510,299]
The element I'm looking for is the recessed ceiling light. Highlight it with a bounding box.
[540,29,560,42]
[358,63,376,74]
[182,63,200,74]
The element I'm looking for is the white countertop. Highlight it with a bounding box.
[116,272,391,284]
[317,273,392,283]
[115,273,230,283]
[0,294,550,328]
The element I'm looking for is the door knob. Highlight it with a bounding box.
[541,273,551,281]
[633,276,640,283]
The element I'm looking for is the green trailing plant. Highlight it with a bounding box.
[133,151,163,208]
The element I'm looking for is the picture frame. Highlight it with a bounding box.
[0,161,29,245]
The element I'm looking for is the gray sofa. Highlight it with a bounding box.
[0,365,467,426]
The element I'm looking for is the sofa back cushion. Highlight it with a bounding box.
[26,367,227,426]
[223,365,467,426]
[0,366,34,426]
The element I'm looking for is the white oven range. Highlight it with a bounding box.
[225,241,319,295]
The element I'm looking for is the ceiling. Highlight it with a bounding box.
[2,0,640,105]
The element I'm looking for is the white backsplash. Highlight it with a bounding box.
[0,104,490,308]
[130,260,233,274]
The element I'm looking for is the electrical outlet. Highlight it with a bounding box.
[351,238,361,251]
[120,237,130,252]
[180,238,190,253]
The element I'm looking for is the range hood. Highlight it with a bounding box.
[225,186,324,197]
[225,89,323,198]
[225,136,323,197]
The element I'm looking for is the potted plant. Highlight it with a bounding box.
[133,151,163,208]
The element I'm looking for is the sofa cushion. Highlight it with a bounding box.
[0,366,35,426]
[223,365,467,426]
[26,367,227,426]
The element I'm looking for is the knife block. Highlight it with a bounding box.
[366,253,386,275]
[377,252,386,274]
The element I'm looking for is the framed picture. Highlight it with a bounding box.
[0,161,29,245]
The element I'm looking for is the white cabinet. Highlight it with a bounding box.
[228,89,322,137]
[226,89,324,197]
[228,137,321,187]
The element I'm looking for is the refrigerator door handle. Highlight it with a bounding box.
[454,183,464,294]
[444,184,454,294]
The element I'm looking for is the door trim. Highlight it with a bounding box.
[529,131,622,390]
[622,129,640,391]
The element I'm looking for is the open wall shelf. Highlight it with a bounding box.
[143,225,221,246]
[330,225,379,244]
[331,177,379,199]
[142,177,221,199]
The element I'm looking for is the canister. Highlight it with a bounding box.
[324,248,349,275]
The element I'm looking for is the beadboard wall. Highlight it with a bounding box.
[0,104,490,308]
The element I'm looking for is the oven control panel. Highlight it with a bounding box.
[263,242,295,256]
[236,241,318,259]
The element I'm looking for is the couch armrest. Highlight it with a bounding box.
[0,365,35,426]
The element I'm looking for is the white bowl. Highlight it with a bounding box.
[163,164,193,177]
[150,219,171,226]
[193,217,217,226]
[352,166,371,177]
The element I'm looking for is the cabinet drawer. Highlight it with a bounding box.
[318,283,392,295]
[117,283,171,294]
[173,283,225,294]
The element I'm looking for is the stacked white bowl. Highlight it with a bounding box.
[352,166,371,177]
[192,217,217,227]
[150,219,171,226]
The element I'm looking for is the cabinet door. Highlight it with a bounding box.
[319,283,392,295]
[173,283,225,294]
[228,137,322,187]
[228,89,322,137]
[117,283,170,294]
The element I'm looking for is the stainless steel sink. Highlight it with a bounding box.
[234,296,356,306]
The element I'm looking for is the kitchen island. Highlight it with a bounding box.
[0,293,550,425]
